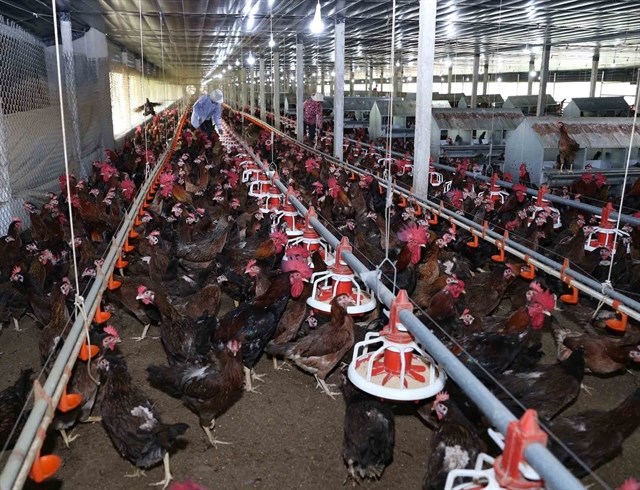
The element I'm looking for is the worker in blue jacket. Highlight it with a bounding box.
[191,88,224,137]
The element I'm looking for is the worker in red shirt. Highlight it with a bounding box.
[303,93,324,145]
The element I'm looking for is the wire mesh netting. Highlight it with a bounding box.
[0,16,184,235]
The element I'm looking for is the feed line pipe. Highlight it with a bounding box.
[0,108,189,490]
[236,138,584,490]
[342,136,640,228]
[233,108,640,322]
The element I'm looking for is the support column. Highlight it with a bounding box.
[447,65,453,94]
[259,56,266,120]
[527,54,535,96]
[349,61,355,96]
[320,69,325,95]
[240,67,246,111]
[379,67,385,92]
[470,51,480,108]
[273,50,281,129]
[536,43,551,116]
[589,47,599,98]
[413,0,438,199]
[249,65,255,115]
[368,60,373,95]
[296,36,304,142]
[393,63,403,97]
[482,59,489,95]
[60,11,82,174]
[334,14,345,161]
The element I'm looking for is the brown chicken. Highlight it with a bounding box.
[463,264,520,318]
[108,276,162,340]
[553,325,640,375]
[0,368,33,449]
[426,276,466,322]
[172,282,222,320]
[556,121,580,172]
[267,294,356,398]
[147,340,244,447]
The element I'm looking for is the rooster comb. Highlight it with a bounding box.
[136,285,148,295]
[530,284,556,311]
[397,223,428,245]
[104,325,120,339]
[281,258,313,279]
[285,246,311,258]
[270,230,288,245]
[11,266,21,275]
[513,183,527,193]
[435,391,450,404]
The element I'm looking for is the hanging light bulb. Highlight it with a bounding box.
[309,1,324,34]
[268,34,276,48]
[247,51,256,65]
[228,64,232,70]
[235,59,240,66]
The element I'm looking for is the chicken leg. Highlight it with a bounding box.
[272,357,290,371]
[201,419,231,447]
[59,429,80,448]
[13,317,24,332]
[149,452,173,489]
[132,323,151,342]
[315,375,340,399]
[243,366,264,393]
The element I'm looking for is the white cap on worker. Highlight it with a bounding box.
[312,93,324,102]
[210,89,224,103]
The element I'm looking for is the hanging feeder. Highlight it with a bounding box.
[248,170,271,199]
[241,159,261,184]
[479,174,510,204]
[260,176,284,214]
[286,206,335,267]
[528,186,562,229]
[348,289,446,401]
[584,202,629,254]
[444,411,545,490]
[306,236,376,315]
[274,187,304,237]
[429,165,444,187]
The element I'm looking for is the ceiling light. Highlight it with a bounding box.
[268,0,275,6]
[530,70,537,77]
[444,58,452,68]
[228,64,232,70]
[310,1,324,34]
[222,69,226,74]
[395,61,400,67]
[247,14,255,30]
[268,34,275,48]
[331,70,335,77]
[235,60,240,66]
[497,76,502,82]
[247,51,256,65]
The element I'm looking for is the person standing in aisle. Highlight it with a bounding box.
[303,93,324,146]
[191,88,224,138]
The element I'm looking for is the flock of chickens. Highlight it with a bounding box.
[0,101,638,490]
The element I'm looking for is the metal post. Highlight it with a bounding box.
[259,56,266,120]
[349,61,355,96]
[470,51,480,108]
[250,64,255,115]
[273,50,280,130]
[122,49,131,129]
[379,66,384,92]
[590,47,599,98]
[447,64,453,94]
[320,69,325,96]
[334,14,345,161]
[296,35,304,142]
[482,59,489,95]
[536,42,551,116]
[600,70,605,97]
[413,0,437,199]
[240,67,246,111]
[527,54,535,96]
[59,11,82,175]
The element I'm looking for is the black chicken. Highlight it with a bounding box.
[339,366,395,483]
[0,368,33,449]
[548,388,640,477]
[98,356,189,489]
[147,340,244,448]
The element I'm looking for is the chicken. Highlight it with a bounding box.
[419,391,486,490]
[339,365,395,483]
[107,277,162,340]
[556,121,580,173]
[266,294,356,398]
[553,325,640,375]
[426,275,466,323]
[213,260,312,392]
[548,388,640,477]
[381,223,429,296]
[171,282,222,320]
[0,368,33,449]
[265,282,313,370]
[135,98,161,116]
[38,279,73,369]
[176,218,229,264]
[147,340,243,448]
[98,355,189,489]
[53,325,121,447]
[462,264,520,318]
[494,348,585,419]
[136,285,218,365]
